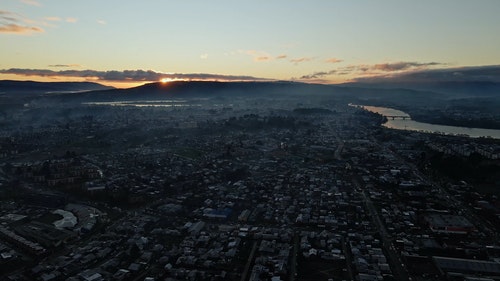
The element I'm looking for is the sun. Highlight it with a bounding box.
[160,78,171,83]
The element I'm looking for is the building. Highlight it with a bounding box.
[433,256,500,276]
[425,214,476,234]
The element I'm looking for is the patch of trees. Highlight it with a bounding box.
[293,108,334,115]
[427,152,500,184]
[412,113,500,130]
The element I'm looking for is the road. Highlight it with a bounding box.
[353,177,410,281]
[341,236,354,281]
[240,241,258,281]
[334,138,344,160]
[289,232,299,281]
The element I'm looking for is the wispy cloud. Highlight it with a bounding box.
[96,19,106,25]
[43,16,78,25]
[296,61,445,82]
[255,56,271,62]
[340,61,443,75]
[48,64,81,68]
[240,50,292,62]
[326,58,342,64]
[239,50,273,62]
[370,61,441,72]
[0,68,272,82]
[353,65,500,83]
[239,50,317,64]
[0,24,43,34]
[0,10,44,34]
[290,57,313,64]
[0,11,18,22]
[20,0,41,7]
[299,70,337,80]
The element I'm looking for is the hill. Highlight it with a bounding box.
[36,80,446,106]
[342,80,500,98]
[0,80,114,96]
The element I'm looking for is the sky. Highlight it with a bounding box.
[1,0,500,88]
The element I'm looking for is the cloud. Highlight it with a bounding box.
[333,61,443,76]
[300,70,337,80]
[296,61,445,82]
[239,50,316,64]
[290,57,313,64]
[43,16,78,24]
[239,50,274,62]
[371,61,441,72]
[0,10,44,34]
[0,68,272,82]
[20,0,41,6]
[326,58,342,64]
[0,24,43,34]
[0,11,18,22]
[255,56,271,62]
[48,64,81,68]
[43,15,78,25]
[353,65,500,83]
[96,19,106,25]
[325,62,443,76]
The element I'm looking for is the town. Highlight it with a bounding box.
[0,98,499,281]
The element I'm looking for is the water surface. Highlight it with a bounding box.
[353,104,500,139]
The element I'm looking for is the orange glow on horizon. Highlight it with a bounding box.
[0,73,355,90]
[0,73,149,89]
[160,77,189,83]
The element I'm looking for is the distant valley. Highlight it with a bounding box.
[2,79,500,129]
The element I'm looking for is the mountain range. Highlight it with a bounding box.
[1,79,499,109]
[0,80,113,96]
[2,79,499,129]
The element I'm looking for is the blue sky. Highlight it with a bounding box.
[1,0,500,87]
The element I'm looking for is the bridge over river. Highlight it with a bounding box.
[385,115,410,120]
[354,104,500,139]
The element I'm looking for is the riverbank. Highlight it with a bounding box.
[352,104,500,139]
[408,112,500,130]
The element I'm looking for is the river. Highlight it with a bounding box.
[352,104,500,139]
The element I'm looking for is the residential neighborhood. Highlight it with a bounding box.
[0,98,499,281]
